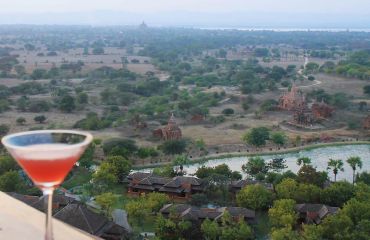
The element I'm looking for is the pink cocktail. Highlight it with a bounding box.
[1,130,93,240]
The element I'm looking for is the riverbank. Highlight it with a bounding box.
[133,141,370,170]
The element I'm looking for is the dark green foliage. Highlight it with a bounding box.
[0,170,26,192]
[322,181,354,207]
[92,47,104,55]
[335,50,370,80]
[363,85,370,95]
[160,139,187,155]
[356,172,370,185]
[254,48,269,57]
[242,157,268,178]
[78,144,95,169]
[260,99,278,111]
[16,117,26,125]
[28,100,50,112]
[0,99,9,112]
[195,164,242,180]
[0,124,10,136]
[34,115,46,123]
[270,132,287,146]
[76,92,88,104]
[102,138,138,157]
[74,112,112,130]
[58,95,76,112]
[242,127,270,147]
[297,165,328,187]
[222,108,235,115]
[11,82,47,95]
[0,156,19,175]
[31,69,48,80]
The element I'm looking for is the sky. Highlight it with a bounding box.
[0,0,369,28]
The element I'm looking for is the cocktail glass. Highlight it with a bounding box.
[1,130,93,240]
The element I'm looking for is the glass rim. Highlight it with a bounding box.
[1,129,93,151]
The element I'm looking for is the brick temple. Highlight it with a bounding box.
[153,113,182,140]
[279,84,334,126]
[278,84,306,111]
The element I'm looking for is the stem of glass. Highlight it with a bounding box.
[43,189,54,240]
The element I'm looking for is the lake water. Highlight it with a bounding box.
[141,145,370,182]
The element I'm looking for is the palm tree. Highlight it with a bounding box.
[327,159,344,182]
[346,156,362,184]
[297,157,312,166]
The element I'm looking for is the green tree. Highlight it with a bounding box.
[77,92,89,104]
[268,158,287,173]
[270,227,299,240]
[0,170,25,192]
[154,214,180,240]
[92,162,118,186]
[160,139,187,155]
[59,95,76,112]
[16,117,26,125]
[327,159,344,182]
[275,178,298,199]
[78,143,95,169]
[321,213,353,239]
[34,115,46,124]
[297,157,311,166]
[271,132,287,146]
[242,127,270,147]
[363,85,370,95]
[201,218,221,240]
[105,155,132,182]
[297,164,328,187]
[0,124,10,136]
[95,192,117,216]
[236,184,273,210]
[102,138,138,157]
[346,156,362,184]
[356,172,370,185]
[0,156,19,175]
[145,192,170,212]
[322,181,354,207]
[301,224,323,240]
[269,199,297,229]
[0,99,9,113]
[153,164,176,178]
[92,47,104,55]
[242,156,268,178]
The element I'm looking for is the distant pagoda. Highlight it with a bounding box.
[139,21,148,29]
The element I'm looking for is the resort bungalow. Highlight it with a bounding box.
[159,203,256,224]
[295,203,339,224]
[126,172,205,201]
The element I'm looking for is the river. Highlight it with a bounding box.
[141,144,370,182]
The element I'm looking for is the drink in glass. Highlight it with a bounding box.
[1,130,93,240]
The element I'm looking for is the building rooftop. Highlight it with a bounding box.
[0,191,97,240]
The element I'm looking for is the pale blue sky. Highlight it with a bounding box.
[0,0,368,27]
[0,0,369,13]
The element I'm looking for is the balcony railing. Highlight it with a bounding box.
[0,191,98,240]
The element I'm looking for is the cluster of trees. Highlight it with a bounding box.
[307,89,350,108]
[334,50,370,80]
[267,183,370,239]
[242,127,287,147]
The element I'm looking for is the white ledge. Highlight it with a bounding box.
[0,192,98,240]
